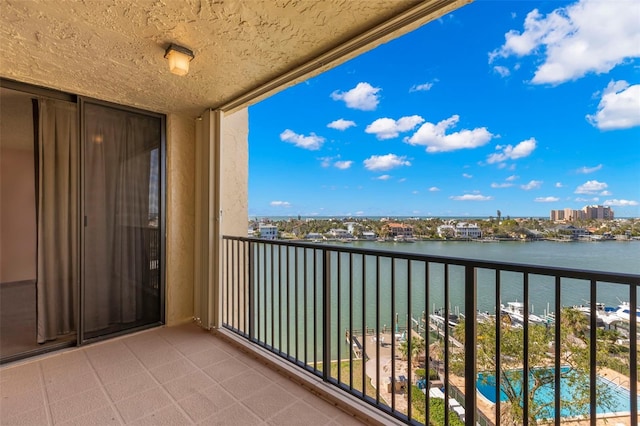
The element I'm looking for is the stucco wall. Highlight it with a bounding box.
[221,109,249,237]
[165,114,196,326]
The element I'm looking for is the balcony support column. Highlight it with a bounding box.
[464,265,477,426]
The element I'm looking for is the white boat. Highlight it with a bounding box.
[500,301,547,326]
[613,302,640,322]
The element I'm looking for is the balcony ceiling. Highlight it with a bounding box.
[0,0,468,118]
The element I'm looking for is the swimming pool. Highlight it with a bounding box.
[476,367,638,419]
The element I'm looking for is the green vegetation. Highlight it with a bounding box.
[409,385,465,426]
[329,359,378,399]
[250,216,639,240]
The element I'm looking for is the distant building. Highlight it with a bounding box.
[305,232,324,240]
[258,223,278,240]
[328,228,354,239]
[361,231,376,240]
[553,225,588,239]
[388,223,413,239]
[550,205,614,222]
[583,205,614,220]
[455,222,482,239]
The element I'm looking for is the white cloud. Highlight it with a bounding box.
[604,199,639,207]
[327,119,356,130]
[576,197,599,202]
[280,129,325,150]
[331,82,381,111]
[494,65,511,77]
[506,175,519,181]
[555,182,563,188]
[521,180,543,190]
[365,115,425,140]
[487,138,537,163]
[489,0,640,84]
[586,81,640,130]
[376,175,392,181]
[600,190,612,196]
[463,173,473,179]
[535,196,560,202]
[270,201,291,207]
[491,182,514,188]
[412,190,419,194]
[334,160,353,170]
[363,154,411,171]
[575,180,608,194]
[398,178,407,183]
[429,186,440,192]
[410,82,435,92]
[576,164,602,174]
[450,194,494,201]
[405,115,493,152]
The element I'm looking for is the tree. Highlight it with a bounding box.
[451,310,616,424]
[398,336,426,367]
[497,210,502,224]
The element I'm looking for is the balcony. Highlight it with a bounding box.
[221,237,639,426]
[0,323,381,425]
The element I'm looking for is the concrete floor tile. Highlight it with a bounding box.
[202,358,247,383]
[219,370,272,400]
[49,387,110,424]
[241,383,298,420]
[0,387,45,420]
[163,371,216,401]
[130,404,191,425]
[185,346,231,369]
[114,386,172,423]
[198,402,263,426]
[176,385,236,423]
[103,371,157,402]
[0,406,48,426]
[266,399,332,426]
[148,358,197,384]
[45,370,100,403]
[57,406,120,425]
[93,358,146,385]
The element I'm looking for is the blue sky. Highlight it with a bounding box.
[249,0,640,218]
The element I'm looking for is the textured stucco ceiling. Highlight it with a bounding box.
[0,0,467,118]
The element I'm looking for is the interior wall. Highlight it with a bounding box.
[165,113,196,326]
[0,90,36,283]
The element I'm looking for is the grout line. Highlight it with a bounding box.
[122,328,197,424]
[37,361,54,425]
[75,348,126,425]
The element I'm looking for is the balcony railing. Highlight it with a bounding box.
[222,236,639,426]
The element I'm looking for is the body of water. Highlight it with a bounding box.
[254,239,639,360]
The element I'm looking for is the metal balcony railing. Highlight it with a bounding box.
[222,236,639,426]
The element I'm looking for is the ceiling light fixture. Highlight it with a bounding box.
[164,44,194,76]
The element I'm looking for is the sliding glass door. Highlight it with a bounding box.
[81,101,164,342]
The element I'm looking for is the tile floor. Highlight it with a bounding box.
[0,323,367,425]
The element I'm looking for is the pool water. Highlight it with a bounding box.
[477,367,638,419]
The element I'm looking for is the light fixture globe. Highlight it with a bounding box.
[164,44,194,76]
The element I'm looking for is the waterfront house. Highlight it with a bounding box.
[257,223,279,240]
[388,223,414,239]
[454,222,482,239]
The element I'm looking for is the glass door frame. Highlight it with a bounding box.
[78,96,166,345]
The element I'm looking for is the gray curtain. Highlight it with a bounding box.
[83,105,156,333]
[37,99,78,343]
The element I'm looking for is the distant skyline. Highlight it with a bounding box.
[249,0,640,218]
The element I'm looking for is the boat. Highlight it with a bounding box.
[500,301,547,326]
[572,302,619,326]
[612,301,640,322]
